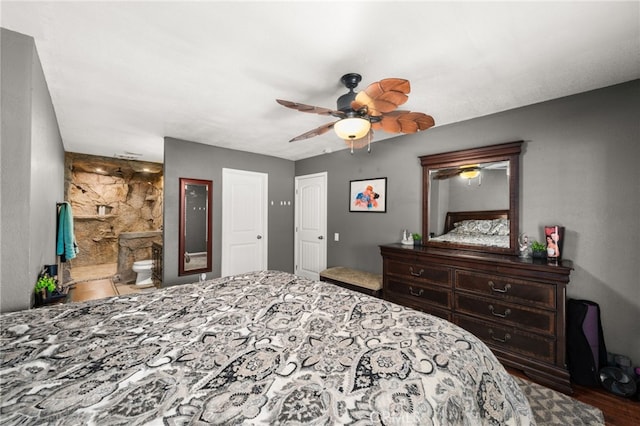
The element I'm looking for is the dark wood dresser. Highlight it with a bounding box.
[380,243,573,394]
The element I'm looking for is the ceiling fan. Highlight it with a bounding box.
[276,73,435,153]
[432,161,509,181]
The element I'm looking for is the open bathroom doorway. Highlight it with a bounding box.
[64,153,163,294]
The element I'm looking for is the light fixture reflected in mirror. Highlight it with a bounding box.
[459,169,480,180]
[460,165,481,185]
[334,117,371,140]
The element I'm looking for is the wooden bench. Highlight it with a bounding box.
[319,266,382,297]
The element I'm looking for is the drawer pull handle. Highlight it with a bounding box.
[488,329,511,343]
[488,281,511,293]
[409,287,424,297]
[409,267,424,277]
[488,305,511,318]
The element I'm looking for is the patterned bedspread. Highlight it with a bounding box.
[430,218,510,248]
[429,232,510,248]
[1,271,533,425]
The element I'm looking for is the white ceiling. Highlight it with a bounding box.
[2,1,639,162]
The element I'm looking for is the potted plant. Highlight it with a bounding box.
[35,274,57,295]
[530,240,547,258]
[34,274,65,305]
[412,233,423,246]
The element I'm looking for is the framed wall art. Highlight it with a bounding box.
[349,177,387,213]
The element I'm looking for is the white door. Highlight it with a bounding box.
[295,172,327,280]
[221,169,268,277]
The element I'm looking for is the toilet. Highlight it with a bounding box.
[132,259,154,286]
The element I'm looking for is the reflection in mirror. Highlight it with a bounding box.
[420,142,523,255]
[429,161,509,235]
[179,178,212,276]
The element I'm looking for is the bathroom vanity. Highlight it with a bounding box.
[152,241,163,287]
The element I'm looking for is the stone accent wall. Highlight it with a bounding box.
[65,153,163,269]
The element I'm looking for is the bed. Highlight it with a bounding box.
[0,270,533,425]
[429,210,510,248]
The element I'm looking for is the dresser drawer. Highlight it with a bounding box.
[386,260,452,287]
[455,293,555,336]
[455,314,555,363]
[386,292,452,322]
[456,271,555,309]
[386,278,452,310]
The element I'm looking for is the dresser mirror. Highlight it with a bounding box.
[179,178,213,276]
[420,141,523,255]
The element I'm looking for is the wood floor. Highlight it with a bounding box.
[68,273,640,426]
[68,278,117,302]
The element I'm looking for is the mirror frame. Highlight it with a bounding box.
[420,141,523,255]
[179,177,213,276]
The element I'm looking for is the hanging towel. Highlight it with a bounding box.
[56,202,79,262]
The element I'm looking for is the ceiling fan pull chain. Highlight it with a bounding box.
[367,131,372,153]
[350,140,354,154]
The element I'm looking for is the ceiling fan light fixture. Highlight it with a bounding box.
[334,117,371,140]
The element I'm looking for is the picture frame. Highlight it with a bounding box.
[544,225,564,261]
[349,177,387,213]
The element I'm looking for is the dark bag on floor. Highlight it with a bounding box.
[566,299,608,386]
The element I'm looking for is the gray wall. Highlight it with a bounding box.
[296,80,640,365]
[448,169,509,212]
[1,29,65,312]
[163,137,294,285]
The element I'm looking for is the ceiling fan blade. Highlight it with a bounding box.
[433,168,463,180]
[276,99,345,118]
[289,121,338,142]
[397,112,435,133]
[378,78,411,94]
[351,78,410,115]
[372,113,402,133]
[372,111,435,133]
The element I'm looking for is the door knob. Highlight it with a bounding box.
[257,235,262,239]
[318,235,324,240]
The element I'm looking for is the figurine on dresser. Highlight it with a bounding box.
[401,229,414,246]
[518,233,531,258]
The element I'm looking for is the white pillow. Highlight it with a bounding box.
[489,219,510,236]
[452,219,494,235]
